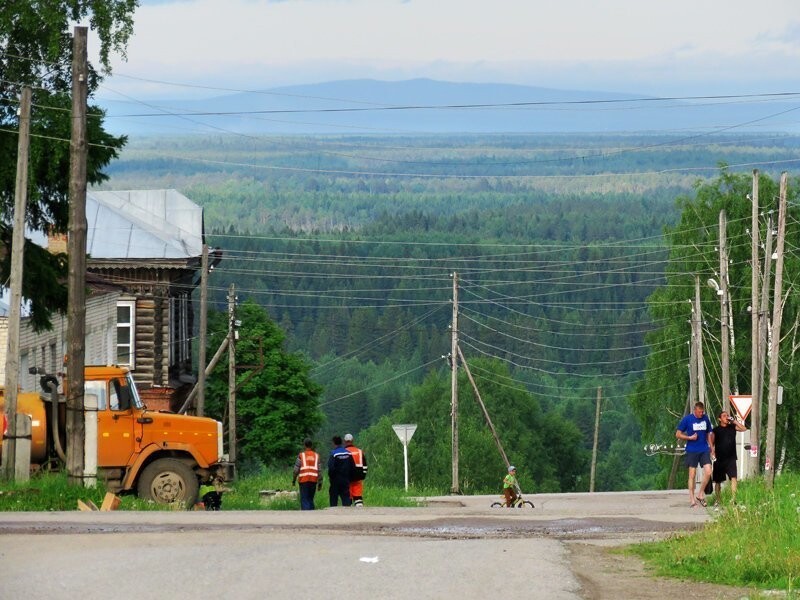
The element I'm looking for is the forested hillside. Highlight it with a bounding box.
[102,132,800,492]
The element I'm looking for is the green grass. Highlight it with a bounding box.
[0,472,186,511]
[629,473,800,593]
[0,468,426,511]
[220,468,424,510]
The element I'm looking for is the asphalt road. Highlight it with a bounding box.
[0,490,715,600]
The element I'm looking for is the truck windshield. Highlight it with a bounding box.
[126,372,144,409]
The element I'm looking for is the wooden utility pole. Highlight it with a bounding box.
[197,243,209,416]
[65,26,89,486]
[755,211,775,471]
[689,313,698,408]
[719,210,730,413]
[450,272,460,494]
[590,386,602,492]
[178,337,228,414]
[457,346,509,468]
[765,173,788,488]
[694,276,706,407]
[748,170,760,479]
[1,86,32,482]
[227,284,237,463]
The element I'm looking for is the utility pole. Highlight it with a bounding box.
[197,243,209,416]
[719,210,730,413]
[457,346,509,468]
[590,386,601,492]
[450,272,460,494]
[748,170,760,479]
[178,337,228,414]
[227,283,237,463]
[765,172,788,488]
[65,26,89,487]
[755,210,774,471]
[694,276,706,407]
[1,86,32,482]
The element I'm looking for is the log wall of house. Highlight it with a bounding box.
[89,264,195,405]
[134,298,155,386]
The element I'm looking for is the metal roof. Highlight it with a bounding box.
[86,190,204,259]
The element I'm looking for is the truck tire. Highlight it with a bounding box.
[137,458,199,507]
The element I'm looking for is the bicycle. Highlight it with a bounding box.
[491,485,534,508]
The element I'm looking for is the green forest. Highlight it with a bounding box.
[101,133,800,494]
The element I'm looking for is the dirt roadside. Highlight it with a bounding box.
[567,541,753,600]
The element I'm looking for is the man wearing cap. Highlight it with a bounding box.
[344,433,368,506]
[503,466,519,507]
[328,435,355,507]
[292,438,323,510]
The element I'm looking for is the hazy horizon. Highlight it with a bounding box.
[92,0,800,104]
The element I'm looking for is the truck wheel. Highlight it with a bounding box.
[137,458,199,507]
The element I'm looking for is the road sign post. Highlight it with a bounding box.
[392,424,417,491]
[730,395,754,478]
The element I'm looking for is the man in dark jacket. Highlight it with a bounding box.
[328,435,355,507]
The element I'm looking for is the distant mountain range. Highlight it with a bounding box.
[100,78,800,137]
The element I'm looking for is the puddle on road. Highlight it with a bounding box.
[370,517,701,540]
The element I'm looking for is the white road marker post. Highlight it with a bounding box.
[392,424,417,491]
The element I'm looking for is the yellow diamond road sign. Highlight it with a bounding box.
[730,395,752,421]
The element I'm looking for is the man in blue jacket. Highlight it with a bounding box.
[328,435,355,507]
[676,401,713,507]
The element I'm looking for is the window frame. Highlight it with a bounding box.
[116,299,136,369]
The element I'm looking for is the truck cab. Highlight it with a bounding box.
[2,365,234,506]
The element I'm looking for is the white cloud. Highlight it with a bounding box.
[94,0,800,98]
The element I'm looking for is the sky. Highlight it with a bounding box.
[92,0,800,101]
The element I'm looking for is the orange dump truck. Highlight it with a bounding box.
[0,365,234,505]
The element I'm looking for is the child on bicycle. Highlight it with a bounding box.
[503,465,519,506]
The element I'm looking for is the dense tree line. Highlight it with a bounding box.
[103,133,800,233]
[195,188,678,490]
[633,170,800,482]
[104,134,800,491]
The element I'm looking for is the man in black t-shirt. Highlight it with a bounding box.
[710,410,748,505]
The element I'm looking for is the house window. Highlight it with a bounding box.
[20,352,28,389]
[169,293,190,369]
[117,300,136,368]
[50,343,57,373]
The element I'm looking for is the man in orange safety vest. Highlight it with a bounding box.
[292,438,323,510]
[344,433,368,507]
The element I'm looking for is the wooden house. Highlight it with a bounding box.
[3,190,217,412]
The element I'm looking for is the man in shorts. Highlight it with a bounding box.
[676,401,713,507]
[710,410,747,505]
